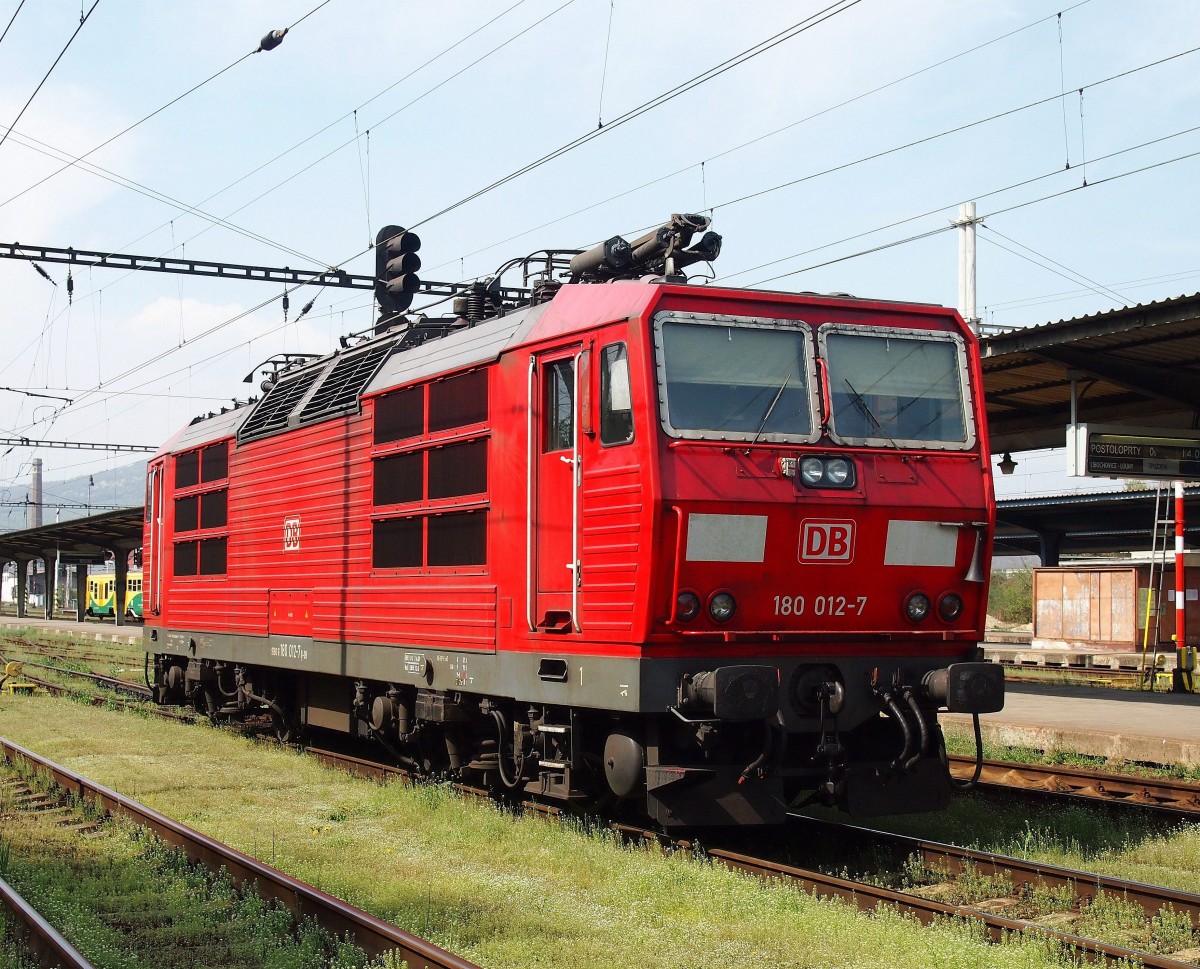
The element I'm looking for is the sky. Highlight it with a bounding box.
[0,0,1197,503]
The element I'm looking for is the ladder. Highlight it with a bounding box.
[1140,485,1173,689]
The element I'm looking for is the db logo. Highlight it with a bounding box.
[283,516,301,551]
[799,520,854,563]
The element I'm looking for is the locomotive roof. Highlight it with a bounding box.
[152,279,963,458]
[366,300,549,394]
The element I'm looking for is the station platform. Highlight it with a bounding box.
[0,612,142,646]
[946,681,1200,768]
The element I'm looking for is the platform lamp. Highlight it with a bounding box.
[997,452,1017,475]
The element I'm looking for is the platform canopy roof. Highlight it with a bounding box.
[981,292,1200,454]
[0,507,143,564]
[994,486,1200,563]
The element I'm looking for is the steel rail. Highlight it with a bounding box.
[0,874,95,969]
[793,815,1200,925]
[949,755,1200,814]
[0,738,481,969]
[705,847,1195,968]
[2,637,142,664]
[10,659,151,698]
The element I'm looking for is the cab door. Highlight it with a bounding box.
[529,348,581,632]
[146,459,166,615]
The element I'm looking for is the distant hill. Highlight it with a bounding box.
[0,460,146,532]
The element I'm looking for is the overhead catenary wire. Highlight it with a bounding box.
[423,0,1097,275]
[0,0,100,155]
[32,124,1200,445]
[984,268,1200,316]
[21,0,854,426]
[0,0,334,211]
[4,0,1195,470]
[719,119,1200,285]
[0,0,26,48]
[744,141,1200,288]
[979,225,1130,306]
[12,0,552,325]
[409,0,866,231]
[708,43,1200,217]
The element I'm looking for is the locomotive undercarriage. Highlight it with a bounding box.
[151,651,1001,827]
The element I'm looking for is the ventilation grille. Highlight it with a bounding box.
[297,342,394,424]
[238,368,323,443]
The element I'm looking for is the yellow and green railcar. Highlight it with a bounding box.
[86,571,143,619]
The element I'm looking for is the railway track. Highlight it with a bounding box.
[0,634,141,668]
[950,754,1200,815]
[706,845,1200,967]
[8,687,1200,965]
[15,639,1200,825]
[0,738,481,969]
[792,814,1200,926]
[304,746,1200,966]
[0,873,94,969]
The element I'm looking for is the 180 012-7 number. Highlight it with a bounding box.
[773,595,867,617]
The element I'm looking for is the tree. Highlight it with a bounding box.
[988,568,1032,624]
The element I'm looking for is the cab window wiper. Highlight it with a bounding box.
[844,378,899,449]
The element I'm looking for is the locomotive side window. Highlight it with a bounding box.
[175,450,199,488]
[374,386,424,444]
[200,442,228,482]
[374,451,423,505]
[654,315,819,444]
[600,343,634,446]
[373,517,422,569]
[428,511,486,565]
[175,495,199,532]
[199,537,227,575]
[822,328,972,449]
[430,369,488,431]
[371,369,490,572]
[174,540,198,577]
[545,360,574,452]
[171,442,230,577]
[429,439,487,499]
[200,491,228,530]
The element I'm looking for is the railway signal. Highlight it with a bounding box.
[374,225,421,322]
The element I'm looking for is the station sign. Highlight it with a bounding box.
[1067,424,1200,481]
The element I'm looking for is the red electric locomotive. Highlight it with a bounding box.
[145,215,1003,826]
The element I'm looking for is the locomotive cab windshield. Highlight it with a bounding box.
[822,326,975,450]
[654,311,975,450]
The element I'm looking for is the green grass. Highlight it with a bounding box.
[0,694,1087,969]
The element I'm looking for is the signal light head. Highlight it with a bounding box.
[374,224,422,317]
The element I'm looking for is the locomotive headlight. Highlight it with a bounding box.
[904,592,931,623]
[825,458,851,485]
[708,592,737,622]
[797,455,856,488]
[937,593,964,622]
[675,591,701,622]
[800,457,825,485]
